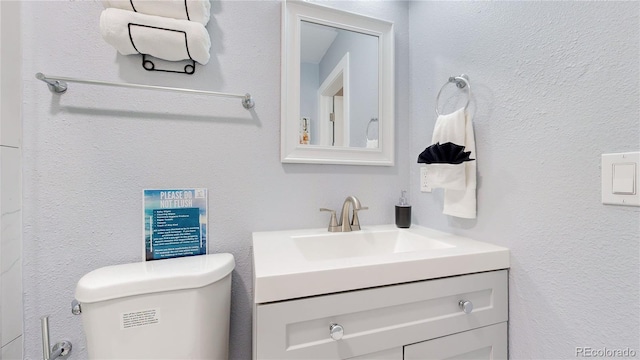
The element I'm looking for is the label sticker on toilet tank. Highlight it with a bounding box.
[143,189,208,261]
[121,308,161,330]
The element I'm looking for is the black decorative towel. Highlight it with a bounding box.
[417,142,475,164]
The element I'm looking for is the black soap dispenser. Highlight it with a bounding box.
[395,190,411,228]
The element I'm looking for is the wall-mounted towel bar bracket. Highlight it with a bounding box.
[35,72,255,110]
[37,73,68,94]
[449,74,469,89]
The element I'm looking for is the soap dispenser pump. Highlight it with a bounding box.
[395,190,411,228]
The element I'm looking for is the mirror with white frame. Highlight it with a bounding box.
[281,1,394,166]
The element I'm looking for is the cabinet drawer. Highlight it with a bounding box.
[347,347,403,360]
[404,322,507,360]
[256,270,507,359]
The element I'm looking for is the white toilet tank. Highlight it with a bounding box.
[75,253,235,359]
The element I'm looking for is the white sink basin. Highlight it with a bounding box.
[293,230,454,261]
[252,225,509,303]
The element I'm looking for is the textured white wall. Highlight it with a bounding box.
[409,2,639,358]
[22,1,638,359]
[20,1,409,359]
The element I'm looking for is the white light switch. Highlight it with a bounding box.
[612,163,636,194]
[602,152,640,206]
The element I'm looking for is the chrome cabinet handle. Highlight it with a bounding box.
[459,300,473,314]
[329,323,344,340]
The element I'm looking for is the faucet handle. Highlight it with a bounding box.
[350,207,368,231]
[320,208,340,232]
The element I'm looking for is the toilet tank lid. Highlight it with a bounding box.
[75,253,235,303]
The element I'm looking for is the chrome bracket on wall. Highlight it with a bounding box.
[449,74,470,88]
[41,316,72,360]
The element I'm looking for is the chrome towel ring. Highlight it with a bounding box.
[435,74,471,116]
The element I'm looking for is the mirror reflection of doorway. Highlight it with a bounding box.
[318,53,349,146]
[331,92,344,146]
[298,18,379,149]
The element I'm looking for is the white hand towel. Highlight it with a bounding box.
[425,108,467,190]
[100,8,211,65]
[102,0,211,26]
[427,108,477,219]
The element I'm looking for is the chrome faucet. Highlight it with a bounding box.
[320,196,368,232]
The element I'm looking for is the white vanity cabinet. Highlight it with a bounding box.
[253,270,508,360]
[404,322,507,360]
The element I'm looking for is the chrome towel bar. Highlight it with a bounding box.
[35,72,255,109]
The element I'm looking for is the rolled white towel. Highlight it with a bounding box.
[100,8,211,65]
[102,0,211,26]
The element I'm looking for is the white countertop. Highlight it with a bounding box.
[252,224,509,303]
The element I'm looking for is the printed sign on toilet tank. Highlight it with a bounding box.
[143,189,208,261]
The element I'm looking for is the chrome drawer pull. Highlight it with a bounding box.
[329,323,344,340]
[459,300,474,314]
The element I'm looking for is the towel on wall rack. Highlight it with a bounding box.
[426,108,477,219]
[102,0,211,26]
[100,8,211,65]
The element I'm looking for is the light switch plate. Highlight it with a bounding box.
[602,152,640,206]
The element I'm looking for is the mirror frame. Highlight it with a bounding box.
[281,1,395,166]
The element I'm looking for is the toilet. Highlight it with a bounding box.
[74,253,235,359]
